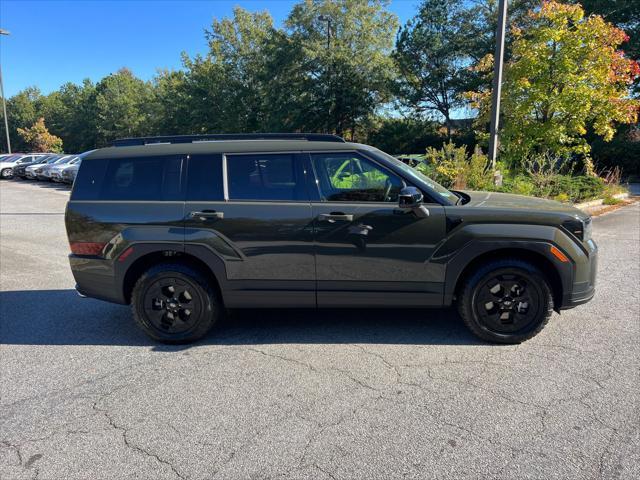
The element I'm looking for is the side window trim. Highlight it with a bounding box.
[222,154,229,201]
[309,150,406,204]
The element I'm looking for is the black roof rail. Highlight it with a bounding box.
[111,133,345,147]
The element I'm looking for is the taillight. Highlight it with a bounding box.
[70,242,106,256]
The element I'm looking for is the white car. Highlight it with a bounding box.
[0,153,49,179]
[24,155,66,179]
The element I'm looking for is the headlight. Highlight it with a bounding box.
[563,217,591,242]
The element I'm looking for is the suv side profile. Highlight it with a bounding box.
[65,134,597,344]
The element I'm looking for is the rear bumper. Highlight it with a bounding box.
[69,254,126,304]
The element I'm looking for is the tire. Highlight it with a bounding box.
[131,263,220,344]
[457,259,553,344]
[1,168,13,179]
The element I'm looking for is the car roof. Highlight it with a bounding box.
[86,139,373,161]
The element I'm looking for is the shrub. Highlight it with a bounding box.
[417,142,493,190]
[603,195,623,205]
[502,174,536,196]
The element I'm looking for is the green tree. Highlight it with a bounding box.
[38,80,97,152]
[284,0,398,138]
[2,87,42,152]
[94,68,154,146]
[180,7,275,134]
[17,117,63,153]
[394,0,471,137]
[468,1,640,172]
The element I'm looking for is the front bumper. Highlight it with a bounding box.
[560,239,598,310]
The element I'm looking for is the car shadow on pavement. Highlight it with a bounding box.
[0,289,483,348]
[28,181,71,192]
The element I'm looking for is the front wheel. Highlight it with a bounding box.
[131,263,220,344]
[1,168,13,179]
[457,259,553,343]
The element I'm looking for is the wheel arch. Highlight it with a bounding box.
[446,244,569,311]
[120,247,224,305]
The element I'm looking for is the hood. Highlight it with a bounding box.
[462,190,588,219]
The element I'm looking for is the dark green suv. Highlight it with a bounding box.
[65,134,597,344]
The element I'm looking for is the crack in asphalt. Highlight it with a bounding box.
[92,400,187,480]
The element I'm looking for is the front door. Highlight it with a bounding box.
[184,152,315,308]
[309,152,447,307]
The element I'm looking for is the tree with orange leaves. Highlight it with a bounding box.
[17,118,64,153]
[468,1,639,173]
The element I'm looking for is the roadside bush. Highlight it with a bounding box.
[417,142,492,190]
[533,174,605,202]
[502,174,536,196]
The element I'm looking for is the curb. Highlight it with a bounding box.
[574,192,629,211]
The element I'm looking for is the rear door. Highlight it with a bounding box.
[309,151,447,307]
[184,152,315,308]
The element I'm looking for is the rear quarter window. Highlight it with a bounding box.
[71,156,184,201]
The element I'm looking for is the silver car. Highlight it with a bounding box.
[25,155,65,179]
[50,156,81,182]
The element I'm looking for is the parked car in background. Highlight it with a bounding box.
[12,154,58,179]
[35,155,78,181]
[61,161,81,184]
[26,155,67,180]
[49,156,81,182]
[57,150,94,184]
[0,153,49,179]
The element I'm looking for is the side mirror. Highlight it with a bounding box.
[398,186,423,209]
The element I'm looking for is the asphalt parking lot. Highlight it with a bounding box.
[1,179,639,480]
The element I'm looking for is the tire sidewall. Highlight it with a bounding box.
[132,264,218,343]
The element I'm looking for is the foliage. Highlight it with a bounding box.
[602,194,624,205]
[394,0,470,137]
[367,117,440,154]
[417,141,492,190]
[591,126,640,177]
[17,117,63,153]
[283,0,398,137]
[468,1,640,171]
[572,0,640,93]
[93,68,155,146]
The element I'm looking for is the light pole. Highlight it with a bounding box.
[0,28,11,154]
[318,15,333,134]
[318,15,331,50]
[488,0,507,170]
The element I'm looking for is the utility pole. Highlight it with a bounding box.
[488,0,507,170]
[318,15,333,134]
[0,29,11,154]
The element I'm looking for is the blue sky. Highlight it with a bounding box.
[0,0,420,98]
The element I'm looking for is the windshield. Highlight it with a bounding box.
[365,148,459,203]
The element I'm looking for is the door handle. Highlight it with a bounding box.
[319,213,354,222]
[190,210,224,220]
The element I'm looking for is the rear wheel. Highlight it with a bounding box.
[1,168,13,179]
[458,259,553,343]
[131,263,220,344]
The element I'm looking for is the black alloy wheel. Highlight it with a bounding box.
[458,259,553,343]
[132,263,220,343]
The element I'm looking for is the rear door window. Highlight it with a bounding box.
[226,153,306,201]
[72,156,184,201]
